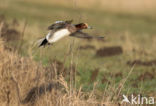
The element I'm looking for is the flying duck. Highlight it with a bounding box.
[38,20,104,47]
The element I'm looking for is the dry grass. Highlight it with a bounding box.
[0,38,120,106]
[0,34,136,106]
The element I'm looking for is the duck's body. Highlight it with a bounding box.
[38,20,104,47]
[46,29,71,43]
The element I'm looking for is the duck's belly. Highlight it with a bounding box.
[48,29,70,43]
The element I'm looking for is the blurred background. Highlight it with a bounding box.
[0,0,156,103]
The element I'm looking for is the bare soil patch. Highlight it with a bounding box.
[96,46,123,57]
[127,60,156,66]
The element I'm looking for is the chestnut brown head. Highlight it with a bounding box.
[75,23,92,30]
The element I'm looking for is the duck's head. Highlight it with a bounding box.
[75,23,92,30]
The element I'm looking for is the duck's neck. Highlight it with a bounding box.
[75,23,84,30]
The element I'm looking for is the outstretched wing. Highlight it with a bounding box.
[70,31,104,40]
[48,20,73,30]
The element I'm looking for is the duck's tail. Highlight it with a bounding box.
[37,38,48,47]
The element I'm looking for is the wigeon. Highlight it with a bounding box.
[38,20,104,47]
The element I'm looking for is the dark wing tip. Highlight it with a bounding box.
[96,36,105,39]
[47,24,55,30]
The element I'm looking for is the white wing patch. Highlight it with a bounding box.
[55,21,64,24]
[47,29,70,43]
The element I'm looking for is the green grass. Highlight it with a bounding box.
[0,0,156,95]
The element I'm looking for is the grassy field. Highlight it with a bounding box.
[0,0,156,105]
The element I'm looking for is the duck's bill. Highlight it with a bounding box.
[87,26,93,29]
